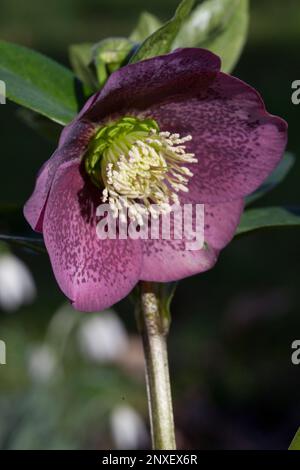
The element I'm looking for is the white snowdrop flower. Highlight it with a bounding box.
[78,311,128,363]
[28,345,57,383]
[0,253,36,312]
[110,405,148,450]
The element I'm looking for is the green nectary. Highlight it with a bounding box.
[84,114,196,224]
[84,116,159,187]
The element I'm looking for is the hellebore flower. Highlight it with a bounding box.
[24,49,287,312]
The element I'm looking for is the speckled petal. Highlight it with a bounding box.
[23,49,221,232]
[203,199,244,250]
[24,119,95,231]
[140,199,243,282]
[142,72,287,203]
[43,161,142,312]
[58,91,101,147]
[85,48,221,122]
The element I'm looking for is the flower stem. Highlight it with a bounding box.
[137,281,176,450]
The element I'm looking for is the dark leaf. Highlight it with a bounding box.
[0,234,46,254]
[17,108,62,143]
[246,153,295,206]
[236,206,300,236]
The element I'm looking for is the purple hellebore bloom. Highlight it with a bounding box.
[24,48,287,312]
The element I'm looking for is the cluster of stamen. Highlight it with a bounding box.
[85,117,197,224]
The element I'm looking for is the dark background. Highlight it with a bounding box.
[0,0,299,449]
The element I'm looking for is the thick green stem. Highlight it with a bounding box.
[137,281,176,450]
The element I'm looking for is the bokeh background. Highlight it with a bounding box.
[0,0,300,449]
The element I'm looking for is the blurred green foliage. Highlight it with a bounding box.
[0,0,300,49]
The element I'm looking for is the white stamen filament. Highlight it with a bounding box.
[101,128,197,224]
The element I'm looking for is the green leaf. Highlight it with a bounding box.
[173,0,249,73]
[0,234,46,254]
[0,40,80,125]
[174,0,239,46]
[201,0,249,72]
[130,12,162,42]
[69,43,98,94]
[246,153,295,206]
[236,207,300,236]
[92,38,135,87]
[289,427,300,450]
[130,0,195,64]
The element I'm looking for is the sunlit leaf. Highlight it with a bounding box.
[92,38,135,87]
[130,0,195,63]
[130,12,162,42]
[173,0,249,73]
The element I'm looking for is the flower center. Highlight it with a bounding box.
[85,116,197,223]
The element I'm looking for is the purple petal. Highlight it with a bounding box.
[141,72,287,203]
[24,119,95,231]
[43,161,142,312]
[140,200,243,282]
[24,48,221,232]
[58,91,101,147]
[204,199,244,250]
[85,48,221,122]
[141,238,218,283]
